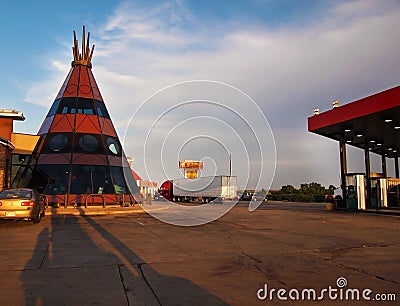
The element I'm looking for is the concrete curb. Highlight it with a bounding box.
[45,204,169,216]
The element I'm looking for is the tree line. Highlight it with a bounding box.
[268,182,335,202]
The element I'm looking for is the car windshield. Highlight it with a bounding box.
[0,190,32,200]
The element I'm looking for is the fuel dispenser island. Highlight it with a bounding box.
[369,173,385,208]
[344,173,366,210]
[342,173,399,210]
[377,178,400,208]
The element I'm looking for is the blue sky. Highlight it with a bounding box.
[1,0,400,189]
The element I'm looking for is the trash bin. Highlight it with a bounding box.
[325,194,335,211]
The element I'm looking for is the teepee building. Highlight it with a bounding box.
[17,27,140,206]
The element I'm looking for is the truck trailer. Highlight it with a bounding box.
[159,175,237,203]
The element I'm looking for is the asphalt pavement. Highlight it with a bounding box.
[0,201,399,305]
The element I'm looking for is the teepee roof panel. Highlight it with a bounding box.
[72,153,108,165]
[63,66,81,97]
[107,155,123,167]
[55,68,73,100]
[37,153,71,165]
[75,114,101,134]
[38,115,54,135]
[99,117,117,137]
[49,114,75,133]
[88,69,103,101]
[78,67,94,98]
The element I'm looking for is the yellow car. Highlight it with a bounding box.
[0,188,46,223]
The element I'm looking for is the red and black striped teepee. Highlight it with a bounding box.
[20,27,140,206]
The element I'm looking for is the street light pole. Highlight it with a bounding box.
[229,153,232,177]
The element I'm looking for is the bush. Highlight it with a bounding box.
[269,183,335,203]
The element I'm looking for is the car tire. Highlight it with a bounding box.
[32,211,41,223]
[40,209,45,218]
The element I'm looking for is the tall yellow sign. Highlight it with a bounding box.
[179,160,203,179]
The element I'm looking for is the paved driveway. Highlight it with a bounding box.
[0,202,399,305]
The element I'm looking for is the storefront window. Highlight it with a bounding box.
[110,167,128,194]
[36,165,69,194]
[70,165,113,194]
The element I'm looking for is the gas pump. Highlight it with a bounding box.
[370,173,384,208]
[378,179,388,208]
[345,173,366,210]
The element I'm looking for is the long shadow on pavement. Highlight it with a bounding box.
[20,211,228,306]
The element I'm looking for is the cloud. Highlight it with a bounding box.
[23,60,69,107]
[94,0,400,118]
[23,0,400,188]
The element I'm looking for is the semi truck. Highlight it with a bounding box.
[159,175,238,203]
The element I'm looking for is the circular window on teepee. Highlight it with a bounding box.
[107,137,120,155]
[49,134,68,152]
[79,135,99,152]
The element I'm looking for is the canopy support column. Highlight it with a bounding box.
[339,137,347,203]
[364,147,371,207]
[381,154,387,178]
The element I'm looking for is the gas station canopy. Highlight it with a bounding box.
[308,85,400,211]
[308,85,400,158]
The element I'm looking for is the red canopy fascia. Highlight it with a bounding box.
[308,86,400,132]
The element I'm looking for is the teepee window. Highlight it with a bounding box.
[79,134,99,152]
[76,98,95,115]
[47,99,61,117]
[49,134,68,152]
[107,137,120,155]
[59,97,77,114]
[95,100,110,119]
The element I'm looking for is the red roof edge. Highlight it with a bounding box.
[131,169,142,181]
[308,85,400,131]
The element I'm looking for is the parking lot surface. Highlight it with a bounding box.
[0,201,399,305]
